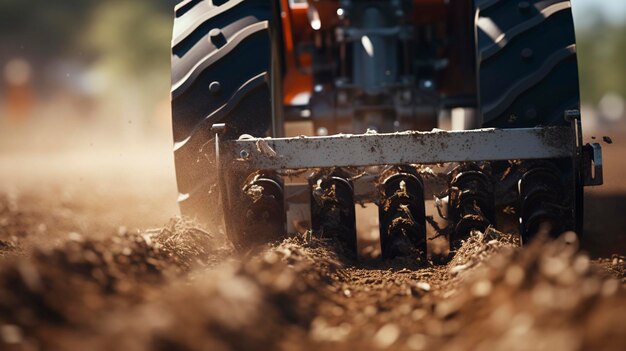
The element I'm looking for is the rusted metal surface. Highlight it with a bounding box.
[221,127,575,170]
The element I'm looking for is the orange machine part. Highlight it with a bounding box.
[280,0,312,105]
[280,0,449,106]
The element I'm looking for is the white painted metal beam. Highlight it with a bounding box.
[221,127,574,170]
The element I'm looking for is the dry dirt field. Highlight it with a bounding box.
[0,124,625,351]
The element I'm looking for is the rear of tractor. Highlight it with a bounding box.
[171,0,603,259]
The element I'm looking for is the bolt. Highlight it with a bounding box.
[564,109,581,122]
[209,81,221,94]
[211,123,226,133]
[521,48,533,60]
[239,149,250,159]
[209,28,221,39]
[209,28,226,47]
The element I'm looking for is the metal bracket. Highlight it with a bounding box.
[564,110,603,187]
[582,143,603,186]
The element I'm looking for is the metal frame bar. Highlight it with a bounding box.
[220,126,575,170]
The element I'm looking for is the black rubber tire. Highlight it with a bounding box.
[474,0,583,240]
[474,0,580,127]
[171,0,274,225]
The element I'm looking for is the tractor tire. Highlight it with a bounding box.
[171,0,274,226]
[474,0,580,127]
[473,0,583,240]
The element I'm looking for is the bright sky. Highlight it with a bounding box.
[572,0,626,26]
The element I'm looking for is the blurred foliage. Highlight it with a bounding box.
[577,17,626,104]
[0,0,97,59]
[0,0,174,94]
[0,0,173,61]
[81,2,172,79]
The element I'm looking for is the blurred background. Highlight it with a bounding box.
[0,0,624,250]
[0,0,175,148]
[0,0,624,147]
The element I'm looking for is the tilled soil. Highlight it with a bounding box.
[1,192,625,351]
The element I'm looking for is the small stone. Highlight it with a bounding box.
[435,302,456,319]
[343,289,352,297]
[274,272,295,291]
[563,231,578,245]
[1,324,22,344]
[68,232,83,242]
[541,256,566,277]
[264,251,279,264]
[472,280,492,297]
[17,262,42,292]
[374,323,400,349]
[414,281,431,292]
[141,233,153,246]
[412,308,427,321]
[603,136,613,144]
[573,255,590,275]
[450,264,468,274]
[310,318,351,342]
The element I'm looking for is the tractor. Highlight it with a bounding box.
[170,0,603,259]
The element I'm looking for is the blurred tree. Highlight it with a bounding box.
[576,13,626,104]
[82,1,171,80]
[0,0,174,88]
[79,1,174,132]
